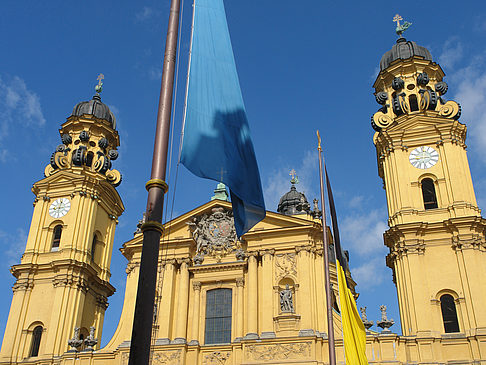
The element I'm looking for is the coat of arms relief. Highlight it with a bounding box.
[188,206,244,263]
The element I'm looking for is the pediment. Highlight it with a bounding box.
[386,115,449,132]
[158,199,318,241]
[126,199,320,247]
[33,170,85,192]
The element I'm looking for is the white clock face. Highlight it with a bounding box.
[409,146,439,169]
[49,198,71,218]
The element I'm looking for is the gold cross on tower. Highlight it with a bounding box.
[95,73,104,94]
[393,14,402,27]
[289,169,298,185]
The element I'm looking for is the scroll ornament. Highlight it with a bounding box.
[45,130,122,187]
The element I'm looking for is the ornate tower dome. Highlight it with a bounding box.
[379,37,432,71]
[72,94,116,128]
[45,75,122,187]
[277,170,310,215]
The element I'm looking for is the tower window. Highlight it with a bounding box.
[421,178,438,210]
[204,288,232,344]
[91,234,97,261]
[51,225,62,251]
[30,325,43,357]
[440,294,460,333]
[409,94,419,112]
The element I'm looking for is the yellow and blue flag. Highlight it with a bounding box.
[180,0,266,237]
[326,169,368,364]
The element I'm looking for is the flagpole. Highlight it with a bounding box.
[317,130,337,365]
[128,0,181,364]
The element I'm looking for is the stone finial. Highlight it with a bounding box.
[377,305,395,333]
[68,327,83,351]
[95,74,104,94]
[359,307,374,331]
[84,326,98,351]
[311,198,322,219]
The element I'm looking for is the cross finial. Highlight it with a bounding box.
[218,167,227,182]
[393,14,412,37]
[289,169,299,185]
[393,14,402,27]
[95,73,104,94]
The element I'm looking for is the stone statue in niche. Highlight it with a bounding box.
[279,284,294,313]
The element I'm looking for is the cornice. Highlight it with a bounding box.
[189,261,246,274]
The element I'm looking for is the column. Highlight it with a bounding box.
[245,252,259,339]
[260,249,276,338]
[188,281,201,345]
[235,277,245,341]
[297,246,314,336]
[173,259,190,344]
[157,260,176,343]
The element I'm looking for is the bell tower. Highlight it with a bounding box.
[0,77,124,362]
[372,21,486,340]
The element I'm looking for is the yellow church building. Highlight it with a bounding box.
[1,32,486,364]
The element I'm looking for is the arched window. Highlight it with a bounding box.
[409,94,419,112]
[440,294,460,333]
[422,178,438,210]
[51,225,62,251]
[30,325,43,357]
[205,288,232,344]
[91,234,97,261]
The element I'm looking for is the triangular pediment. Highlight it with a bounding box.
[387,115,451,132]
[126,199,320,246]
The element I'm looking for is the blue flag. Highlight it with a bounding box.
[180,0,266,237]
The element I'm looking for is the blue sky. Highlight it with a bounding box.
[1,1,486,347]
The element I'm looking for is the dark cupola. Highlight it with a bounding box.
[71,74,116,128]
[277,170,311,215]
[380,37,432,71]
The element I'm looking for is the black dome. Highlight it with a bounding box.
[72,94,116,128]
[277,185,310,215]
[380,37,433,71]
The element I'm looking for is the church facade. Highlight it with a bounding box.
[1,34,486,364]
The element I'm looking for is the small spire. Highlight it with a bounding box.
[289,169,299,185]
[393,14,412,37]
[95,73,104,94]
[211,182,229,201]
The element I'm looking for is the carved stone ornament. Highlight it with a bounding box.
[275,253,297,282]
[84,326,98,350]
[68,327,83,351]
[151,350,182,365]
[245,342,311,361]
[203,351,231,365]
[45,130,122,187]
[360,307,374,330]
[377,304,395,332]
[187,207,241,261]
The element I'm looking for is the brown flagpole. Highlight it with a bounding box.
[317,130,337,365]
[128,0,181,363]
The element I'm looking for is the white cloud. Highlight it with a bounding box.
[148,66,162,81]
[438,37,463,70]
[262,150,318,212]
[446,57,486,160]
[0,228,27,267]
[135,6,154,22]
[0,75,45,161]
[340,209,387,256]
[351,257,385,290]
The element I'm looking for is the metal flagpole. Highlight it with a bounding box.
[317,130,337,365]
[128,0,181,363]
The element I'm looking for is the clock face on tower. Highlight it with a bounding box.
[49,198,71,218]
[409,146,439,169]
